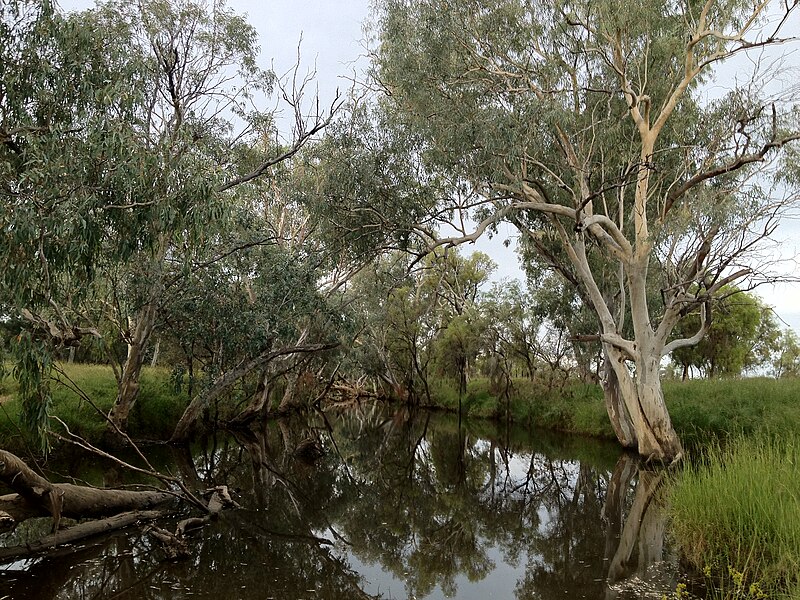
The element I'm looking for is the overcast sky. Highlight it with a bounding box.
[56,0,800,331]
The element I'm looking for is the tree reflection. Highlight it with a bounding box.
[0,406,679,599]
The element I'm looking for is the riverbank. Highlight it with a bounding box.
[427,375,800,599]
[3,365,800,598]
[668,435,800,599]
[0,363,188,452]
[426,375,800,444]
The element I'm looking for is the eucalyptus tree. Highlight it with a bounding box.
[373,0,800,461]
[671,287,779,378]
[340,249,493,403]
[1,0,336,438]
[773,329,800,378]
[480,281,541,383]
[424,250,495,395]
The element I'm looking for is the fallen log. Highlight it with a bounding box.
[0,510,166,562]
[0,449,173,532]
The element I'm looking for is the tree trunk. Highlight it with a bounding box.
[150,338,161,367]
[277,372,300,414]
[0,510,166,561]
[605,344,683,462]
[108,301,158,433]
[601,351,637,449]
[0,450,173,531]
[171,342,337,443]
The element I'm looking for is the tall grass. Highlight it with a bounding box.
[668,435,800,598]
[426,376,800,445]
[665,378,800,445]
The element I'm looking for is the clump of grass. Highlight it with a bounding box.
[668,435,800,597]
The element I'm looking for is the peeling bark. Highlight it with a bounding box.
[603,344,683,463]
[601,351,637,449]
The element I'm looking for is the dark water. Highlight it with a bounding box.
[0,405,680,599]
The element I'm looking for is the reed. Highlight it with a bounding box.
[668,435,800,598]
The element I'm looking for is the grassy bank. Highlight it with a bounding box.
[425,376,800,443]
[0,363,188,451]
[668,436,800,599]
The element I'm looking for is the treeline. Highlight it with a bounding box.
[2,0,800,458]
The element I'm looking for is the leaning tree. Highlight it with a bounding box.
[1,0,338,439]
[372,0,800,461]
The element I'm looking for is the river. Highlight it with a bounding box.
[0,404,681,599]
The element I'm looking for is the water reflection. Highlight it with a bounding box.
[0,405,681,599]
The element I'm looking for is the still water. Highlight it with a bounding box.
[0,405,680,599]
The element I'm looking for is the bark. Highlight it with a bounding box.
[604,345,683,462]
[150,338,161,367]
[0,450,173,530]
[601,351,637,449]
[276,372,300,414]
[108,299,158,432]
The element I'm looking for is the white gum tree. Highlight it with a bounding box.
[373,0,800,461]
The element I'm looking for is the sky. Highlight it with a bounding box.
[57,0,800,331]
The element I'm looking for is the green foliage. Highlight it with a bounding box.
[668,436,800,596]
[342,249,496,402]
[291,100,446,260]
[372,0,800,459]
[1,331,53,451]
[671,288,780,378]
[773,330,800,379]
[425,375,613,436]
[1,0,332,437]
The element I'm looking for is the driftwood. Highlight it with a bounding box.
[0,450,173,533]
[145,486,240,559]
[0,510,166,561]
[0,449,246,563]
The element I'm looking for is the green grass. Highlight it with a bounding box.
[425,375,800,444]
[0,362,188,450]
[665,378,800,444]
[426,376,614,437]
[668,435,800,599]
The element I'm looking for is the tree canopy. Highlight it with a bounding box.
[371,0,800,460]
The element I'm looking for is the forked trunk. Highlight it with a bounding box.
[604,345,683,462]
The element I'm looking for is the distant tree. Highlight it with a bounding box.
[671,288,779,379]
[773,329,800,379]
